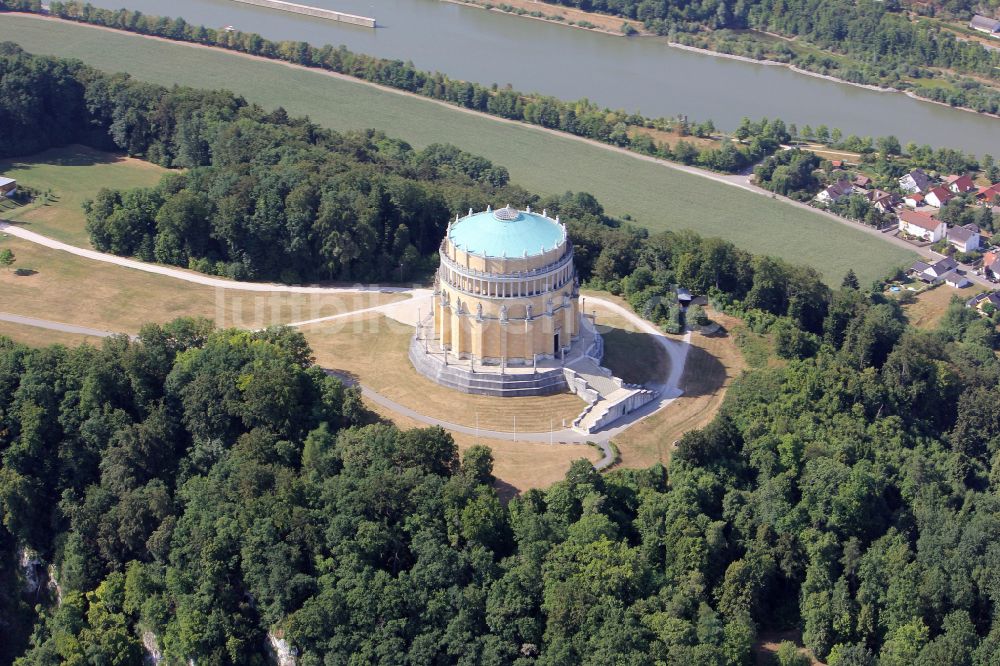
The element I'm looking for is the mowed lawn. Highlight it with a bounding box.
[0,236,405,341]
[301,313,586,434]
[0,15,917,285]
[0,145,168,246]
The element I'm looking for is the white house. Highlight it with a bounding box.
[899,169,932,194]
[815,179,855,205]
[947,224,981,253]
[0,177,16,198]
[898,210,945,242]
[945,174,977,194]
[925,186,954,209]
[941,270,972,288]
[910,256,959,282]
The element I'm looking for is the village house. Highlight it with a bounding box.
[898,209,946,242]
[815,179,855,205]
[947,223,981,253]
[945,174,977,194]
[904,192,925,208]
[0,177,16,198]
[943,271,973,288]
[910,256,969,287]
[853,175,872,190]
[899,168,932,194]
[867,189,898,214]
[925,186,955,209]
[970,14,1000,36]
[968,291,1000,314]
[977,184,1000,206]
[983,250,1000,282]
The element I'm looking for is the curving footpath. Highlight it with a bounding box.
[328,296,691,469]
[1,221,690,470]
[0,312,133,340]
[0,221,413,294]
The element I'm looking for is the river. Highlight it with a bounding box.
[85,0,1000,156]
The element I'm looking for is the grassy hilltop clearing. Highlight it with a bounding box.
[0,15,917,285]
[0,145,168,245]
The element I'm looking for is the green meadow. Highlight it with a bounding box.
[0,145,168,245]
[0,15,917,284]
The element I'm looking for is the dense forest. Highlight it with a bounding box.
[5,23,1000,666]
[5,264,1000,664]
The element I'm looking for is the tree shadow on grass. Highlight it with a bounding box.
[494,478,521,503]
[601,327,668,385]
[2,144,126,172]
[679,340,728,399]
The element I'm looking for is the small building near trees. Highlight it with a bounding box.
[0,177,16,198]
[970,14,1000,36]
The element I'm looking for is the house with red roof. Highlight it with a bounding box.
[925,186,954,208]
[977,184,1000,206]
[945,174,977,194]
[898,210,946,242]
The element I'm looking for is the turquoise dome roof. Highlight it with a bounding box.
[448,207,565,258]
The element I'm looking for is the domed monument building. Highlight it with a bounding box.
[409,205,660,431]
[437,205,580,365]
[410,204,591,396]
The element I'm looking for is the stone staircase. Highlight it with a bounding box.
[575,386,657,433]
[564,357,658,434]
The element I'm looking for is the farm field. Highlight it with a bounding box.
[0,14,917,285]
[0,145,168,246]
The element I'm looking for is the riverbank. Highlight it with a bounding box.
[439,0,644,37]
[439,0,1000,121]
[666,40,1000,122]
[0,12,917,285]
[664,40,900,95]
[229,0,375,27]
